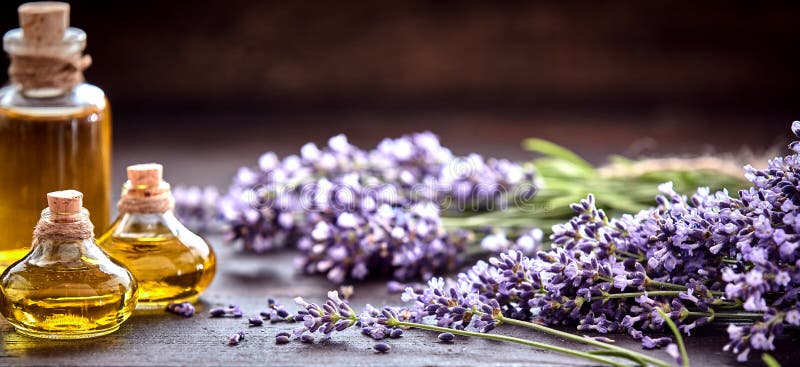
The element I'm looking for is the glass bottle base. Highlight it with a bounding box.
[135,295,199,310]
[14,324,121,339]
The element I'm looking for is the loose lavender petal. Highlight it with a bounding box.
[300,334,315,343]
[166,302,195,318]
[209,307,226,317]
[373,342,391,353]
[228,330,245,345]
[438,332,454,343]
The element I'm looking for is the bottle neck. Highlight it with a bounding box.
[4,27,90,93]
[29,208,102,268]
[19,85,73,99]
[118,182,176,215]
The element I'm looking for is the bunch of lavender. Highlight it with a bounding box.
[213,132,534,283]
[404,122,800,362]
[295,173,472,283]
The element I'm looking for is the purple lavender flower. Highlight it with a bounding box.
[480,228,542,256]
[210,304,243,318]
[295,178,472,283]
[437,332,455,342]
[292,291,359,337]
[173,185,223,234]
[260,297,293,323]
[218,131,536,283]
[228,330,245,345]
[248,316,264,326]
[373,342,391,353]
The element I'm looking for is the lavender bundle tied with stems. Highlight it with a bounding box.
[174,130,747,286]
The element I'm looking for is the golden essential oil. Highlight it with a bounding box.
[0,2,112,271]
[99,163,216,308]
[0,102,111,269]
[0,190,138,339]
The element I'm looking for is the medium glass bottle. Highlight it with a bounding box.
[0,2,112,271]
[99,164,216,308]
[0,190,138,339]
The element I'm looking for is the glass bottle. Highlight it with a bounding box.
[0,2,112,271]
[98,164,216,308]
[0,190,138,339]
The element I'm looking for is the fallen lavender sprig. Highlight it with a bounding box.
[285,291,672,367]
[166,302,195,317]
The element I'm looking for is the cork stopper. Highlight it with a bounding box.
[18,2,70,45]
[128,163,164,188]
[46,189,83,222]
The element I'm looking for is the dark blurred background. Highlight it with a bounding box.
[1,1,799,188]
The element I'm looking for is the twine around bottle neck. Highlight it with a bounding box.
[9,52,91,92]
[33,209,94,242]
[117,183,175,214]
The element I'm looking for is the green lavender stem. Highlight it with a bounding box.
[657,309,690,367]
[387,320,631,367]
[604,291,685,299]
[499,316,672,367]
[646,279,690,291]
[686,311,764,321]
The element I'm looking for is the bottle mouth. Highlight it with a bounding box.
[41,207,90,223]
[3,27,86,56]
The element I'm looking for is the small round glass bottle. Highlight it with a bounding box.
[0,190,138,339]
[98,163,216,308]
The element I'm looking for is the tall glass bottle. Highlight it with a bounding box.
[0,190,137,339]
[0,2,112,271]
[98,164,216,308]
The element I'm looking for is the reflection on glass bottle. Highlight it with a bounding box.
[0,2,112,271]
[99,164,216,308]
[0,190,138,339]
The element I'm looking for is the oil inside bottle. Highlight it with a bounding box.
[99,213,216,307]
[1,257,137,338]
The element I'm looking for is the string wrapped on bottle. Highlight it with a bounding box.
[117,163,176,214]
[33,190,94,242]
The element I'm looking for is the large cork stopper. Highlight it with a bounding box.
[128,163,164,188]
[18,2,70,45]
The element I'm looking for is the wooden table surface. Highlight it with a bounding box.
[2,239,797,367]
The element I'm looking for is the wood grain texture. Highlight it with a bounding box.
[2,243,798,366]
